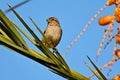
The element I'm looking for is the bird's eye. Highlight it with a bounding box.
[52,18,54,20]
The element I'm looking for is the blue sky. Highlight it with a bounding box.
[0,0,120,80]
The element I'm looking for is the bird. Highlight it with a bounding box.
[42,17,62,48]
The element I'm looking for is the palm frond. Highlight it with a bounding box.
[0,6,89,80]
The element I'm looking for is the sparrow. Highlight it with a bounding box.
[42,17,62,48]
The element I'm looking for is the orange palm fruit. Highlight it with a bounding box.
[98,15,114,26]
